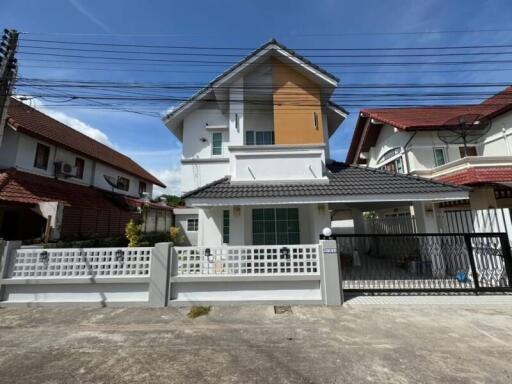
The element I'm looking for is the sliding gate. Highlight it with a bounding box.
[333,233,512,293]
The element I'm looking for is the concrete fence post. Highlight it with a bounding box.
[148,242,173,307]
[319,239,343,305]
[0,241,21,301]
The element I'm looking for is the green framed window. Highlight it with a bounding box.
[245,131,274,146]
[252,208,300,245]
[211,132,223,155]
[223,210,230,244]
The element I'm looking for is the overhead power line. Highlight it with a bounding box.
[19,37,512,51]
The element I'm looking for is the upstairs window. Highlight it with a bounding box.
[187,218,198,232]
[433,148,446,167]
[34,143,50,170]
[246,131,274,145]
[75,157,85,179]
[459,146,477,158]
[139,181,147,196]
[117,176,130,191]
[211,132,223,156]
[380,156,404,174]
[377,147,402,164]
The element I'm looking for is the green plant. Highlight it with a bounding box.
[125,219,142,247]
[187,306,210,319]
[170,226,185,245]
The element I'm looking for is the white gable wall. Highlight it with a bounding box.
[3,129,154,198]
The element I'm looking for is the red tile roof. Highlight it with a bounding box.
[6,98,165,187]
[0,169,130,209]
[347,86,512,163]
[435,167,512,186]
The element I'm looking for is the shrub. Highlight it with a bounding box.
[125,219,142,247]
[170,226,185,246]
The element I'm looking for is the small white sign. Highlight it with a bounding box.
[324,248,337,254]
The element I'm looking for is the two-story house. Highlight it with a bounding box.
[164,40,468,246]
[0,97,170,241]
[346,86,512,214]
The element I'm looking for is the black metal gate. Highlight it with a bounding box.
[331,233,512,293]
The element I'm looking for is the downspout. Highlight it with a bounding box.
[403,131,417,174]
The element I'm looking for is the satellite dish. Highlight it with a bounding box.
[104,175,117,189]
[438,114,491,156]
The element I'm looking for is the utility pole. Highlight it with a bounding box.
[0,29,19,145]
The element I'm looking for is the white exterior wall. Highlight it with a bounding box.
[196,204,330,246]
[181,160,229,193]
[175,212,199,246]
[230,147,326,182]
[480,111,512,156]
[3,129,154,198]
[182,107,229,159]
[93,162,152,197]
[0,126,19,168]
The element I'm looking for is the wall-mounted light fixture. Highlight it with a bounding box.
[200,137,207,143]
[115,249,125,263]
[39,250,49,264]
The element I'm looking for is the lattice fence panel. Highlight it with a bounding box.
[11,248,152,278]
[174,245,320,276]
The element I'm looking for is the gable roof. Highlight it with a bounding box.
[162,39,341,129]
[346,86,512,164]
[182,161,468,202]
[6,98,165,187]
[0,168,129,209]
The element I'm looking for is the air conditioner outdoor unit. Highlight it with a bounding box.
[54,161,76,178]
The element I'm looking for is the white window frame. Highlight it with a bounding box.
[187,218,199,232]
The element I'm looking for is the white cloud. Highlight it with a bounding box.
[151,167,182,197]
[43,109,114,147]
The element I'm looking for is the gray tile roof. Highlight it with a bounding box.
[182,162,469,200]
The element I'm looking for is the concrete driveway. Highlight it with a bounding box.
[0,299,512,383]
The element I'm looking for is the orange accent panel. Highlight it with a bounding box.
[272,58,324,144]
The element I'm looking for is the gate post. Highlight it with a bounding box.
[148,242,173,307]
[0,241,21,301]
[319,239,343,305]
[499,233,512,288]
[464,234,481,294]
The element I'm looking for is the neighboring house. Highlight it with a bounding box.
[163,40,468,246]
[346,86,512,212]
[0,97,169,241]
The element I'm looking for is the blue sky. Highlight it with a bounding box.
[2,0,512,195]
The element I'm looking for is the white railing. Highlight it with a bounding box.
[11,247,153,278]
[174,244,320,276]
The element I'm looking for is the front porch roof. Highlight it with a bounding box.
[182,162,470,206]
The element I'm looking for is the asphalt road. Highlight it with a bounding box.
[0,302,511,383]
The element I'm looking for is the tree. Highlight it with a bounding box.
[155,194,183,206]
